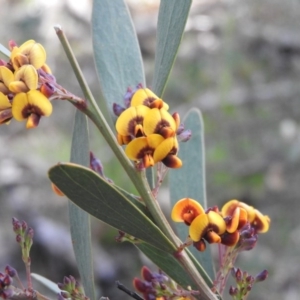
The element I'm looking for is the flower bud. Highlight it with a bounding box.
[132,277,147,293]
[229,286,238,296]
[12,218,21,232]
[57,292,65,300]
[255,269,268,282]
[3,274,12,286]
[40,82,55,98]
[5,265,17,277]
[177,129,192,142]
[141,266,155,282]
[60,291,70,299]
[21,220,28,231]
[16,234,22,244]
[113,103,125,116]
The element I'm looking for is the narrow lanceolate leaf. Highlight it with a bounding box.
[31,273,60,294]
[69,110,96,300]
[152,0,192,96]
[48,163,175,254]
[0,43,10,59]
[92,0,145,118]
[136,244,199,291]
[169,108,215,280]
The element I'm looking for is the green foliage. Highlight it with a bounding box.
[69,111,96,300]
[48,163,175,253]
[92,0,145,119]
[169,109,215,279]
[152,0,192,96]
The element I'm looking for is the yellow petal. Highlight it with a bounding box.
[131,88,169,110]
[225,207,241,233]
[12,91,52,122]
[27,90,52,117]
[116,105,150,136]
[239,202,256,223]
[14,65,38,90]
[11,40,46,70]
[131,88,158,106]
[189,214,209,242]
[147,133,165,149]
[19,40,46,69]
[251,210,270,233]
[0,93,11,110]
[144,108,176,137]
[221,199,240,217]
[171,198,205,224]
[153,137,178,163]
[207,211,226,235]
[12,92,28,121]
[125,137,148,160]
[0,66,14,88]
[9,81,29,93]
[11,51,29,70]
[125,134,164,161]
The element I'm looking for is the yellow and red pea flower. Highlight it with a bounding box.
[125,134,165,168]
[115,105,150,144]
[12,90,52,129]
[171,198,205,225]
[10,39,47,71]
[171,198,270,252]
[0,39,56,128]
[189,211,226,245]
[115,86,184,169]
[221,199,270,234]
[153,136,182,168]
[9,65,38,93]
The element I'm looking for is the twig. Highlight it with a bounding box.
[116,281,143,300]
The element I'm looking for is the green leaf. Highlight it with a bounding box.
[48,163,175,254]
[0,44,10,59]
[152,0,192,96]
[110,184,153,221]
[31,273,60,294]
[69,110,95,300]
[169,108,215,280]
[92,0,145,117]
[136,243,199,291]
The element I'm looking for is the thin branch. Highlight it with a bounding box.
[116,281,143,300]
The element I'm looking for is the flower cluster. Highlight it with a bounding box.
[58,275,88,300]
[171,198,270,252]
[114,85,189,169]
[0,40,54,128]
[133,266,198,300]
[229,268,268,299]
[0,266,14,299]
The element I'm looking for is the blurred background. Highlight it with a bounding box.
[0,0,299,299]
